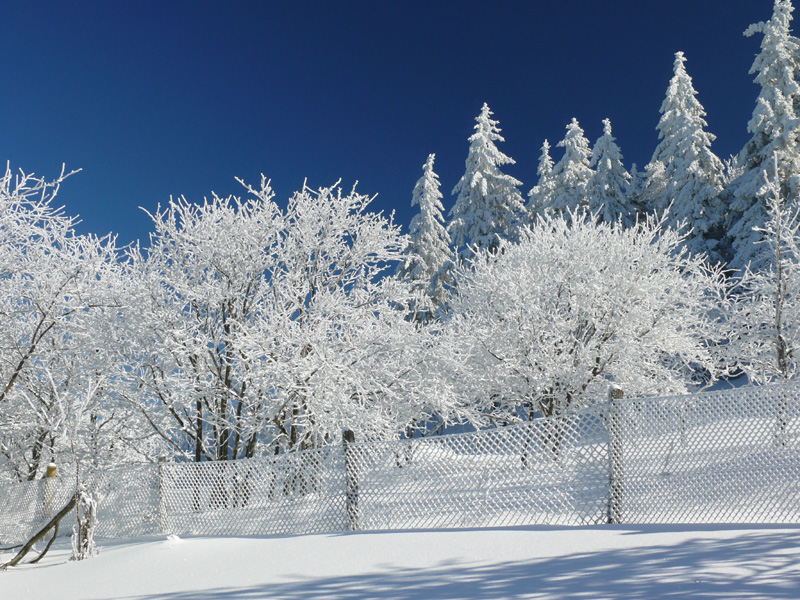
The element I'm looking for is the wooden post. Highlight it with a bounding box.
[607,385,624,525]
[43,463,57,519]
[342,430,359,531]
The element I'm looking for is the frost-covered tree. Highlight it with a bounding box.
[449,103,525,253]
[587,119,632,225]
[647,52,725,259]
[397,154,454,311]
[126,179,460,461]
[550,118,594,213]
[727,0,800,269]
[0,165,139,482]
[527,139,556,221]
[728,159,800,383]
[442,211,728,424]
[626,162,645,218]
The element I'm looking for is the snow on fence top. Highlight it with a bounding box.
[1,381,799,545]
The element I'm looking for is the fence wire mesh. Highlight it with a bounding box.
[1,382,799,546]
[614,382,800,523]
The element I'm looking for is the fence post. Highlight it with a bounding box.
[607,385,624,525]
[43,463,57,519]
[157,457,168,534]
[342,429,359,531]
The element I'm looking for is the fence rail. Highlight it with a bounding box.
[2,381,799,545]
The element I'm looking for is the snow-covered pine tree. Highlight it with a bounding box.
[449,103,526,253]
[550,118,594,213]
[727,0,800,269]
[527,139,556,221]
[398,154,454,311]
[586,119,632,225]
[626,162,645,218]
[647,52,725,260]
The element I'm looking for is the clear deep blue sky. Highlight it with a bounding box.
[0,1,773,246]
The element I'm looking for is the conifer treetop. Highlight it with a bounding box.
[449,103,525,251]
[527,139,555,220]
[400,153,453,306]
[729,0,800,268]
[587,118,632,225]
[549,118,594,212]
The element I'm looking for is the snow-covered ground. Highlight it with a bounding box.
[3,525,800,599]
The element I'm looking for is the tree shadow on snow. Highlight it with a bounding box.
[123,528,800,600]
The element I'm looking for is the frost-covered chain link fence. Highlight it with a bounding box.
[159,445,348,536]
[345,405,609,530]
[612,382,800,523]
[2,382,799,545]
[0,464,160,545]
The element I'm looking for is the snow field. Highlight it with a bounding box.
[3,525,800,599]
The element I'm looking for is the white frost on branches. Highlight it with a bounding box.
[728,159,800,383]
[125,179,462,460]
[442,211,729,423]
[0,164,136,482]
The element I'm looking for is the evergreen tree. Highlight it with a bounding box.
[550,118,594,213]
[587,118,632,225]
[626,162,645,219]
[527,139,555,221]
[398,154,454,309]
[727,0,800,269]
[449,103,525,253]
[649,52,725,259]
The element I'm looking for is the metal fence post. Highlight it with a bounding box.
[607,385,624,524]
[342,429,359,531]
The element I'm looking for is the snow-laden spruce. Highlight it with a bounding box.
[586,119,632,225]
[550,118,594,213]
[646,52,725,260]
[397,154,454,311]
[727,0,800,269]
[124,179,461,460]
[527,139,555,221]
[449,103,525,253]
[441,211,729,423]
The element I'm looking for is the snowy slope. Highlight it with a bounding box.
[2,525,800,599]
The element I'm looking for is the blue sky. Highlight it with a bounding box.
[0,1,772,246]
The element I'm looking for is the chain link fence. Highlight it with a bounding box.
[2,382,799,546]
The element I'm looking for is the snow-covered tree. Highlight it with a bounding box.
[586,119,632,225]
[397,154,454,312]
[449,103,525,253]
[442,210,729,425]
[0,165,140,482]
[626,162,645,218]
[728,159,800,383]
[126,179,461,461]
[550,118,594,213]
[527,139,556,221]
[727,0,800,269]
[647,52,725,259]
